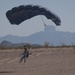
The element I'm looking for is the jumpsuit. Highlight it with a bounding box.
[19,48,29,63]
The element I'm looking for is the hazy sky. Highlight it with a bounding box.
[0,0,75,36]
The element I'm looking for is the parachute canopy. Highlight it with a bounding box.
[6,5,61,25]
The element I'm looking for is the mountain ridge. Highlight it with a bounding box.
[0,25,75,46]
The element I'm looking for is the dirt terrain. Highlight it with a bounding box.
[0,47,75,75]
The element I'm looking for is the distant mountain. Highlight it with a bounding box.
[1,40,13,47]
[0,25,75,46]
[0,34,25,43]
[0,40,41,48]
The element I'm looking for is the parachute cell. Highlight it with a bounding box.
[6,5,61,25]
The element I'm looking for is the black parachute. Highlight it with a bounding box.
[6,5,61,25]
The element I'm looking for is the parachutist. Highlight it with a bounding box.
[19,46,29,63]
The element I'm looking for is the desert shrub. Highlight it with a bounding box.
[44,41,50,48]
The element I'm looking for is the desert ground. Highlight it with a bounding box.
[0,47,75,75]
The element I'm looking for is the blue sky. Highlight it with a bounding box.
[0,0,75,36]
